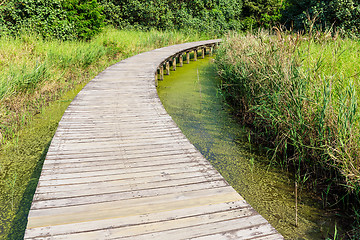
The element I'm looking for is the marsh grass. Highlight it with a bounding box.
[215,30,360,237]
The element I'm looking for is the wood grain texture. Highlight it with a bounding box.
[25,40,284,239]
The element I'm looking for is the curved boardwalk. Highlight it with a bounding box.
[25,40,283,239]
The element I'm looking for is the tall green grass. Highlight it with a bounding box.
[215,30,360,237]
[0,27,209,239]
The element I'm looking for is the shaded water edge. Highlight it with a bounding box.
[157,56,338,239]
[0,84,85,239]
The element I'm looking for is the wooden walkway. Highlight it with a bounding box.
[25,40,283,239]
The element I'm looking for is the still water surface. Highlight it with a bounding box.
[157,56,334,239]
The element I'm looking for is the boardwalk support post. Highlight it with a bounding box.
[186,52,190,64]
[155,72,158,87]
[179,54,183,67]
[172,57,176,71]
[194,49,197,61]
[165,61,170,75]
[159,66,164,80]
[201,48,205,59]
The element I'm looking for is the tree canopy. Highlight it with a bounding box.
[0,0,359,40]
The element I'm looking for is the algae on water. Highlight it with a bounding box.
[0,84,84,239]
[157,56,337,239]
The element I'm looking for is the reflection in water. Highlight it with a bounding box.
[157,57,334,239]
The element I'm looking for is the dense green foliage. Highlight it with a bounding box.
[62,0,105,40]
[0,0,72,39]
[1,0,360,39]
[0,0,281,39]
[0,0,104,40]
[282,0,360,36]
[97,0,245,34]
[99,0,282,33]
[242,0,283,29]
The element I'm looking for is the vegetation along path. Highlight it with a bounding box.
[24,40,283,239]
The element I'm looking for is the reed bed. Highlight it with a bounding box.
[215,30,360,237]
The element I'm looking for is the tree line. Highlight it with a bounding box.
[0,0,359,40]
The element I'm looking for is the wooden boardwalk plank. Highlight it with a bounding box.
[25,201,248,238]
[25,40,283,239]
[115,216,270,240]
[33,209,259,239]
[34,176,225,199]
[36,167,219,187]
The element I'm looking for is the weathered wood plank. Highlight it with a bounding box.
[28,187,241,223]
[33,180,229,205]
[32,208,259,240]
[44,148,200,162]
[40,155,206,174]
[38,160,206,181]
[42,149,201,165]
[117,215,269,240]
[36,170,216,192]
[35,175,224,197]
[37,167,219,187]
[25,201,249,238]
[188,224,280,240]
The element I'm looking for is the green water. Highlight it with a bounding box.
[0,84,85,239]
[157,57,336,239]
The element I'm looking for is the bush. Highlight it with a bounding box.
[62,0,105,40]
[0,0,75,40]
[282,0,360,36]
[99,0,123,28]
[0,0,104,40]
[99,0,244,34]
[241,0,284,29]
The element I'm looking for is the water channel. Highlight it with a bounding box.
[157,56,336,239]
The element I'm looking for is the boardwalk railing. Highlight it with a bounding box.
[25,40,283,239]
[155,42,218,83]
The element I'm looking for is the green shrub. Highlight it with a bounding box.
[62,0,105,40]
[99,0,123,28]
[0,0,104,40]
[99,0,244,34]
[241,0,284,29]
[282,0,360,36]
[0,0,75,40]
